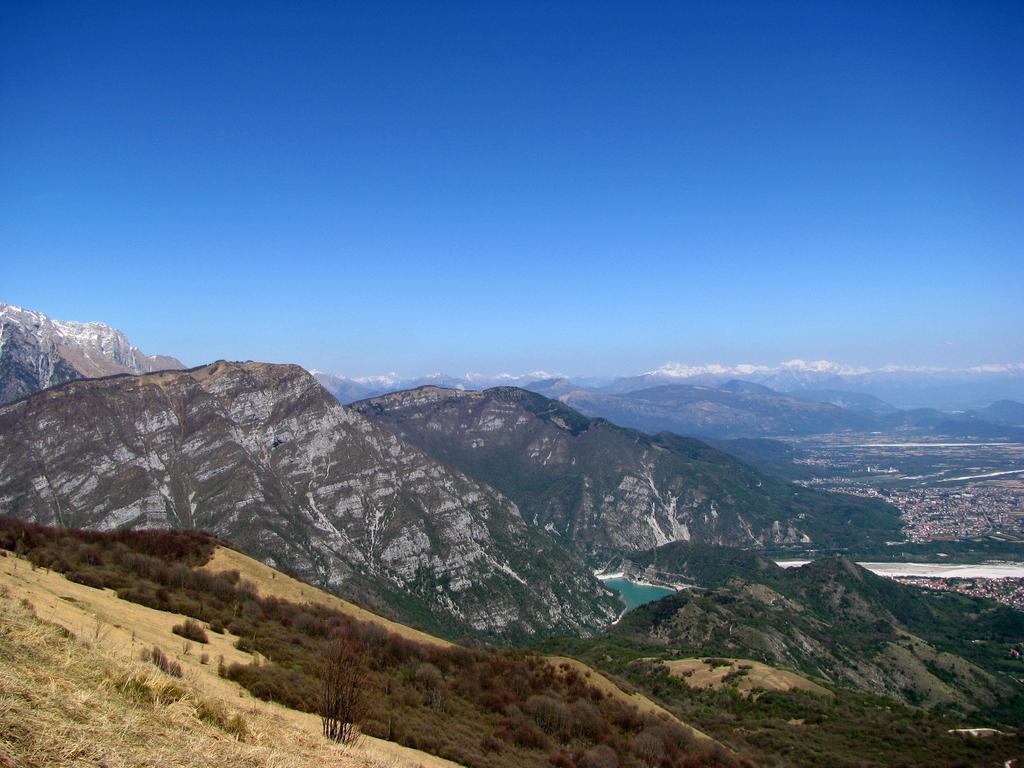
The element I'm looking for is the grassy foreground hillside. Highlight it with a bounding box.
[0,519,739,768]
[0,544,462,768]
[0,587,435,768]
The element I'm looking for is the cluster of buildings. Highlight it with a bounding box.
[891,575,1024,612]
[796,481,1024,543]
[886,486,1024,542]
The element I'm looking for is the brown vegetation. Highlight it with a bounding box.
[0,517,742,768]
[0,589,382,768]
[173,617,210,644]
[143,644,184,677]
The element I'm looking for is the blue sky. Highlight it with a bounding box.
[2,1,1021,376]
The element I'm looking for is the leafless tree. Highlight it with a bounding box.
[318,634,369,745]
[414,662,445,711]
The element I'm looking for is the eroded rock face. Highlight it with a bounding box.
[0,362,618,640]
[0,304,183,404]
[353,387,897,558]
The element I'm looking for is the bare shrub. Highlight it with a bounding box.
[508,718,550,750]
[479,733,504,754]
[578,744,619,768]
[172,618,209,644]
[144,645,183,678]
[633,727,666,766]
[525,694,571,735]
[571,699,602,739]
[318,635,369,745]
[414,662,445,711]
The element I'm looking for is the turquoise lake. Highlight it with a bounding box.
[603,578,676,611]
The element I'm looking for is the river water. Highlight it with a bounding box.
[602,578,676,610]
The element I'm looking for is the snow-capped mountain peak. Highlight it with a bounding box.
[0,303,184,404]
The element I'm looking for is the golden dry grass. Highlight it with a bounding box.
[0,547,720,766]
[203,548,725,747]
[200,546,453,648]
[0,553,461,768]
[0,589,376,768]
[663,657,833,698]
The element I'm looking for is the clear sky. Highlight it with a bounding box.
[2,1,1021,376]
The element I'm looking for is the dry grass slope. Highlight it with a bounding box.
[200,546,452,648]
[548,656,716,742]
[0,590,375,768]
[0,553,462,768]
[0,533,729,767]
[203,545,722,746]
[664,658,833,698]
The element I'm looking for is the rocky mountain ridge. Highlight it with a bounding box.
[0,361,619,640]
[353,386,902,558]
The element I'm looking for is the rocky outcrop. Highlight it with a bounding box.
[0,362,618,640]
[0,304,184,404]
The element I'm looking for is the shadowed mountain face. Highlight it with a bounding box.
[0,362,619,641]
[352,386,902,559]
[613,553,1024,723]
[0,304,183,405]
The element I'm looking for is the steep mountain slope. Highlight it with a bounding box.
[352,387,901,558]
[559,383,870,439]
[0,303,183,404]
[613,556,1024,723]
[0,362,618,640]
[0,590,403,768]
[0,522,736,768]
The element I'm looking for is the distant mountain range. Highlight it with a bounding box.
[559,382,869,439]
[560,382,1024,441]
[335,371,1024,442]
[0,303,183,405]
[317,358,1024,410]
[606,360,1024,409]
[313,370,575,404]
